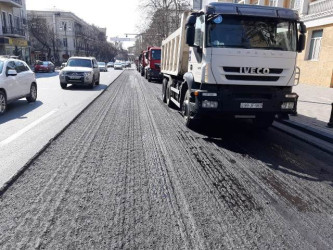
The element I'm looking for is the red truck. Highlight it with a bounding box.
[139,50,148,76]
[144,47,162,82]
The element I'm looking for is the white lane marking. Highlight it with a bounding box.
[0,109,58,147]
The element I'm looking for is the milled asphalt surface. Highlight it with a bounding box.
[0,69,332,249]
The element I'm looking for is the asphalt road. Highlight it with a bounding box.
[0,69,332,249]
[0,68,123,187]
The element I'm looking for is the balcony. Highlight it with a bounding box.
[308,0,333,15]
[2,26,25,37]
[0,0,22,8]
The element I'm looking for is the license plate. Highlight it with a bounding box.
[70,76,81,79]
[240,103,263,109]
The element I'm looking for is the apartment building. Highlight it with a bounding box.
[194,0,333,87]
[27,10,106,64]
[0,0,30,63]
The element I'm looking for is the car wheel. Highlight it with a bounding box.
[60,83,67,89]
[96,76,100,85]
[26,83,37,103]
[0,90,7,115]
[90,77,95,89]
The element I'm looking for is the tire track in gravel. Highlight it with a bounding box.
[138,71,332,249]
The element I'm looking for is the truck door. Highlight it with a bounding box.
[189,15,205,83]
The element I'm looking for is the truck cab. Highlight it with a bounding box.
[144,47,163,82]
[140,50,148,77]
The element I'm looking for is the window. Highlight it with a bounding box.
[59,21,67,31]
[15,61,28,73]
[63,38,68,47]
[2,12,7,32]
[308,30,323,60]
[194,15,204,48]
[269,0,277,6]
[8,14,13,31]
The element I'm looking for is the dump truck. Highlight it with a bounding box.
[144,47,163,82]
[161,2,306,128]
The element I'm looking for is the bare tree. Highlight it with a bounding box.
[28,14,61,63]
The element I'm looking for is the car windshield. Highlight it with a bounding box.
[151,50,161,60]
[0,60,3,73]
[206,16,297,51]
[36,61,43,65]
[43,62,49,65]
[67,59,92,68]
[98,62,105,66]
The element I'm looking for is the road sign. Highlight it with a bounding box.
[110,37,136,42]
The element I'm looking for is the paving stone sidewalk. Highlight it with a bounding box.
[291,83,333,136]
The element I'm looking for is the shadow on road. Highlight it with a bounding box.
[35,72,59,79]
[197,118,333,187]
[64,84,108,92]
[0,100,43,125]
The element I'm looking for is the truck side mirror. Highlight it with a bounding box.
[297,34,306,52]
[186,26,195,46]
[299,22,307,34]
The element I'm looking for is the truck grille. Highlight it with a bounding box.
[223,67,283,82]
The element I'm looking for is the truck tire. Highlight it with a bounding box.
[182,89,199,129]
[162,78,168,103]
[166,82,176,108]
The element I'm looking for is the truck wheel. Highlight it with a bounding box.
[26,83,37,103]
[182,89,199,129]
[253,114,274,129]
[166,82,176,108]
[0,90,7,115]
[162,78,167,103]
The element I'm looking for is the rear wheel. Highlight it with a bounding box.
[26,83,37,103]
[0,90,7,115]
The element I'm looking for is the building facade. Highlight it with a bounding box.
[194,0,333,87]
[27,10,107,65]
[0,0,30,63]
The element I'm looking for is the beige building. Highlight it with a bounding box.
[27,9,106,64]
[0,0,30,63]
[194,0,333,88]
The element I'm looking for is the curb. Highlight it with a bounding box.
[276,119,333,144]
[0,71,125,196]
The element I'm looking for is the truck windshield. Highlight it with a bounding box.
[151,50,161,60]
[206,16,297,51]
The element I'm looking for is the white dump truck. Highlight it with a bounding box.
[161,2,306,128]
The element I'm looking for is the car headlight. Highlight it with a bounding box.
[60,71,66,76]
[84,72,92,77]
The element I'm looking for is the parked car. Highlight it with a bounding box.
[0,57,37,115]
[114,62,123,70]
[98,62,107,72]
[34,61,55,73]
[59,57,100,89]
[107,62,114,68]
[125,61,131,67]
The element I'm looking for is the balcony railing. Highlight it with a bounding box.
[0,0,22,7]
[2,26,25,36]
[308,0,333,15]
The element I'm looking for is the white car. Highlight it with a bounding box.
[59,57,100,89]
[114,62,123,70]
[0,57,37,115]
[98,62,107,72]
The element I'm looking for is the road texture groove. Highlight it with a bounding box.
[0,70,332,249]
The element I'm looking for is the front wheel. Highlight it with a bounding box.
[0,90,7,115]
[26,83,37,103]
[60,83,67,89]
[182,89,199,129]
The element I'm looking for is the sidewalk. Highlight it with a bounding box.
[284,83,333,140]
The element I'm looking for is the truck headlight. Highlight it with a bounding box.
[281,102,295,109]
[202,100,218,108]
